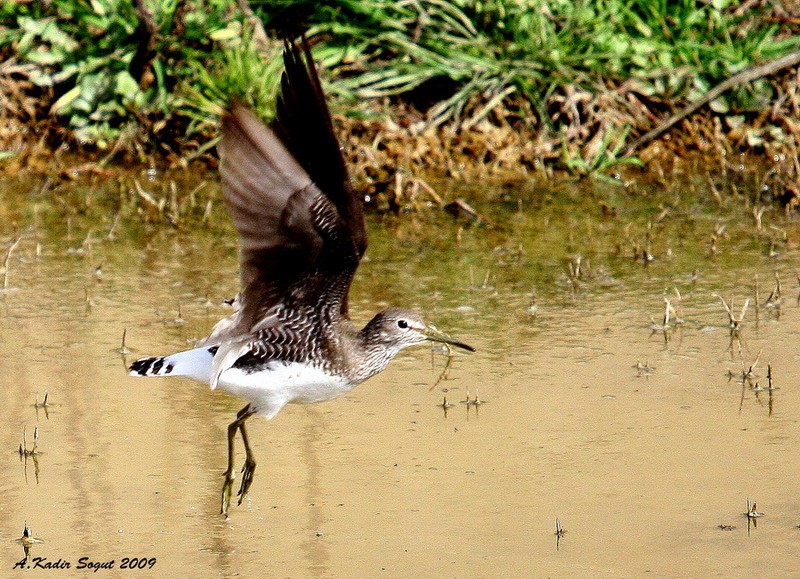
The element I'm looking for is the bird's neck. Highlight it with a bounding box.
[335,321,401,384]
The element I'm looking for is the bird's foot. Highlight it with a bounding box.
[237,458,256,505]
[220,469,235,516]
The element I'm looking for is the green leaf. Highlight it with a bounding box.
[26,49,63,65]
[709,96,729,113]
[90,0,107,16]
[29,69,54,87]
[114,71,139,98]
[52,64,79,84]
[19,16,49,37]
[210,24,241,42]
[50,85,81,115]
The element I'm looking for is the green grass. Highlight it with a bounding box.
[0,0,242,149]
[0,0,798,172]
[304,0,798,134]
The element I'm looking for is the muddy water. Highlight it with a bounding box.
[2,171,800,576]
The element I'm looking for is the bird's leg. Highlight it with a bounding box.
[221,414,240,516]
[236,416,257,504]
[221,404,255,515]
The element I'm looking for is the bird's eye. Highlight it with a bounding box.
[397,319,408,329]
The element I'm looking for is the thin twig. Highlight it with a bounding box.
[3,237,22,289]
[623,49,800,156]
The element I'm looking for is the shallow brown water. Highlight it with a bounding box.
[2,169,800,576]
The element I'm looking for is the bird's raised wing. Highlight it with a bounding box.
[217,37,364,336]
[274,36,367,261]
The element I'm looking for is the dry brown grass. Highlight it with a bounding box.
[2,67,799,211]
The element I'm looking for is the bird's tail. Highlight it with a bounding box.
[128,346,218,384]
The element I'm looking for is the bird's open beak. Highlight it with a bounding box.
[424,325,475,352]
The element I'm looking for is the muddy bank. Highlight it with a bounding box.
[3,84,800,215]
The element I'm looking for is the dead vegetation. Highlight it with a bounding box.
[3,44,800,212]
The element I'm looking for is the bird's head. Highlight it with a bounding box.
[361,307,474,353]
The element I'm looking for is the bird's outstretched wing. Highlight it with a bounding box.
[274,36,367,260]
[217,36,365,337]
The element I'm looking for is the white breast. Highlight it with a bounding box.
[216,361,357,419]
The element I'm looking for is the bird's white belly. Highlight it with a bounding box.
[216,361,356,419]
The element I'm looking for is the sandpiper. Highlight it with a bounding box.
[129,35,473,515]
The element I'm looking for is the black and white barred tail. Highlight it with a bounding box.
[129,356,175,376]
[128,346,217,384]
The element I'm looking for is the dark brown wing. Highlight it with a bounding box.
[218,40,364,335]
[274,35,367,259]
[219,105,313,330]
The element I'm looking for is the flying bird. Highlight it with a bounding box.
[129,35,473,515]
